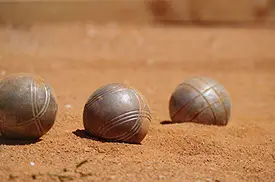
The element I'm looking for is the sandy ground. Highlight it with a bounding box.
[0,22,275,182]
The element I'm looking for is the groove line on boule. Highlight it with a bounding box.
[37,85,51,134]
[97,110,150,135]
[195,77,229,124]
[99,113,141,136]
[99,112,150,141]
[97,111,139,134]
[120,115,148,142]
[189,100,221,123]
[86,88,128,108]
[171,84,218,121]
[181,83,217,125]
[116,117,141,141]
[132,89,152,121]
[104,117,139,141]
[119,113,143,142]
[86,84,126,107]
[87,87,126,107]
[101,115,140,135]
[86,85,121,106]
[120,89,143,141]
[211,86,228,123]
[101,112,151,137]
[99,111,151,135]
[34,82,44,136]
[4,83,51,128]
[31,80,42,136]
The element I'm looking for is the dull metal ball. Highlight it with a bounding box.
[169,76,231,126]
[83,83,151,144]
[0,73,58,139]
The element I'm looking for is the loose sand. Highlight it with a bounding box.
[0,22,275,182]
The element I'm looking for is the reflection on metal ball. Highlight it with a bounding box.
[0,73,58,139]
[83,83,151,144]
[169,76,231,126]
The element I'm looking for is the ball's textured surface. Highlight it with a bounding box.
[0,73,58,139]
[83,83,151,144]
[169,76,231,125]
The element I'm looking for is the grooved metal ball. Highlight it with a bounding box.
[169,76,231,126]
[0,73,58,139]
[83,83,151,144]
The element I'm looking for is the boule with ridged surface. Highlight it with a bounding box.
[169,76,231,126]
[83,83,151,144]
[0,73,58,140]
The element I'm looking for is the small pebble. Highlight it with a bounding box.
[109,175,116,180]
[158,175,165,180]
[64,104,72,109]
[30,162,35,166]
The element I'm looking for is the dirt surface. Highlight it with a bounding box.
[0,22,275,182]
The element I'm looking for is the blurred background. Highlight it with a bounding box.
[0,1,275,181]
[0,0,275,25]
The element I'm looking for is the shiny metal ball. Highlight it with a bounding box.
[83,83,151,144]
[0,73,58,139]
[169,76,231,126]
